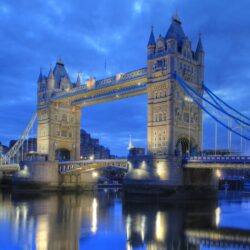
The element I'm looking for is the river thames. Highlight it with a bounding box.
[0,189,250,250]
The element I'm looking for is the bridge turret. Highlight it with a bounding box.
[195,33,205,85]
[156,34,165,53]
[147,26,156,56]
[195,33,204,63]
[37,68,43,91]
[47,64,55,92]
[76,73,81,87]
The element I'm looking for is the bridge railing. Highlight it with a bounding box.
[185,155,250,163]
[59,159,128,174]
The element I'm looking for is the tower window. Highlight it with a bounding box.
[62,114,67,122]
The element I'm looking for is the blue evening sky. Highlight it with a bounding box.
[0,0,250,156]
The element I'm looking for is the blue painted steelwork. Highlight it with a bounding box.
[176,75,250,127]
[175,74,250,141]
[203,84,250,122]
[51,67,147,101]
[185,155,250,164]
[72,83,146,105]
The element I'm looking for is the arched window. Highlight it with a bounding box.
[159,113,162,121]
[62,114,67,122]
[154,92,158,99]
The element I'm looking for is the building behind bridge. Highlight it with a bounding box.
[0,142,9,155]
[80,129,116,160]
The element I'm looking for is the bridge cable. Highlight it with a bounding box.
[175,75,250,141]
[2,112,37,164]
[203,84,250,122]
[176,75,250,127]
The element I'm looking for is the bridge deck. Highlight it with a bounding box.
[0,164,20,172]
[184,155,250,170]
[186,228,250,247]
[59,159,128,174]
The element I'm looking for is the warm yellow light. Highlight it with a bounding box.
[156,162,168,180]
[216,169,221,178]
[215,207,221,226]
[140,161,147,170]
[155,211,166,242]
[126,215,131,240]
[92,171,98,178]
[36,215,49,250]
[89,155,94,160]
[91,198,98,233]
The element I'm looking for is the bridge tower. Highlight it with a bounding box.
[37,60,81,161]
[147,15,204,158]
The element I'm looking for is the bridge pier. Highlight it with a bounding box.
[61,171,99,190]
[13,161,60,190]
[124,156,218,200]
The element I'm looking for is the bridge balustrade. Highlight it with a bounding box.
[185,155,250,163]
[59,159,128,174]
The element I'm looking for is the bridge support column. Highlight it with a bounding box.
[13,161,60,190]
[61,171,99,190]
[124,156,218,200]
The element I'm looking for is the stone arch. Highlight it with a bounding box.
[175,136,197,157]
[55,148,70,161]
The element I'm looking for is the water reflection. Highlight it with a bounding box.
[0,190,250,250]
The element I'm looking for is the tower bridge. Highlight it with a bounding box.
[1,14,250,192]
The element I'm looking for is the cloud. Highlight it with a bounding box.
[0,0,250,155]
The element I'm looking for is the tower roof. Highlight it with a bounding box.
[53,59,71,88]
[165,15,186,44]
[37,68,43,83]
[76,73,81,86]
[148,26,156,46]
[196,33,204,52]
[48,64,54,80]
[128,135,134,150]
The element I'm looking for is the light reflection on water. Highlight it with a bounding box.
[0,190,250,250]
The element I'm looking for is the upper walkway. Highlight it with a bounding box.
[51,67,148,107]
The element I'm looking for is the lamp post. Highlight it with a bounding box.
[185,96,193,156]
[215,121,217,156]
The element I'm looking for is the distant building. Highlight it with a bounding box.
[0,142,9,155]
[127,136,145,157]
[128,147,145,158]
[80,129,115,160]
[6,129,114,162]
[8,138,37,161]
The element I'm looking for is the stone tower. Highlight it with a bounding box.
[37,60,81,161]
[147,15,204,158]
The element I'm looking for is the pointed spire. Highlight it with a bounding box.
[172,9,181,24]
[165,14,185,43]
[37,68,43,83]
[148,25,156,46]
[76,72,81,86]
[56,57,64,66]
[48,64,54,79]
[128,135,135,150]
[196,33,204,52]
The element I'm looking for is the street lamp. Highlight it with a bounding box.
[185,96,193,156]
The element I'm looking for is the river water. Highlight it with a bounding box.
[0,189,250,250]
